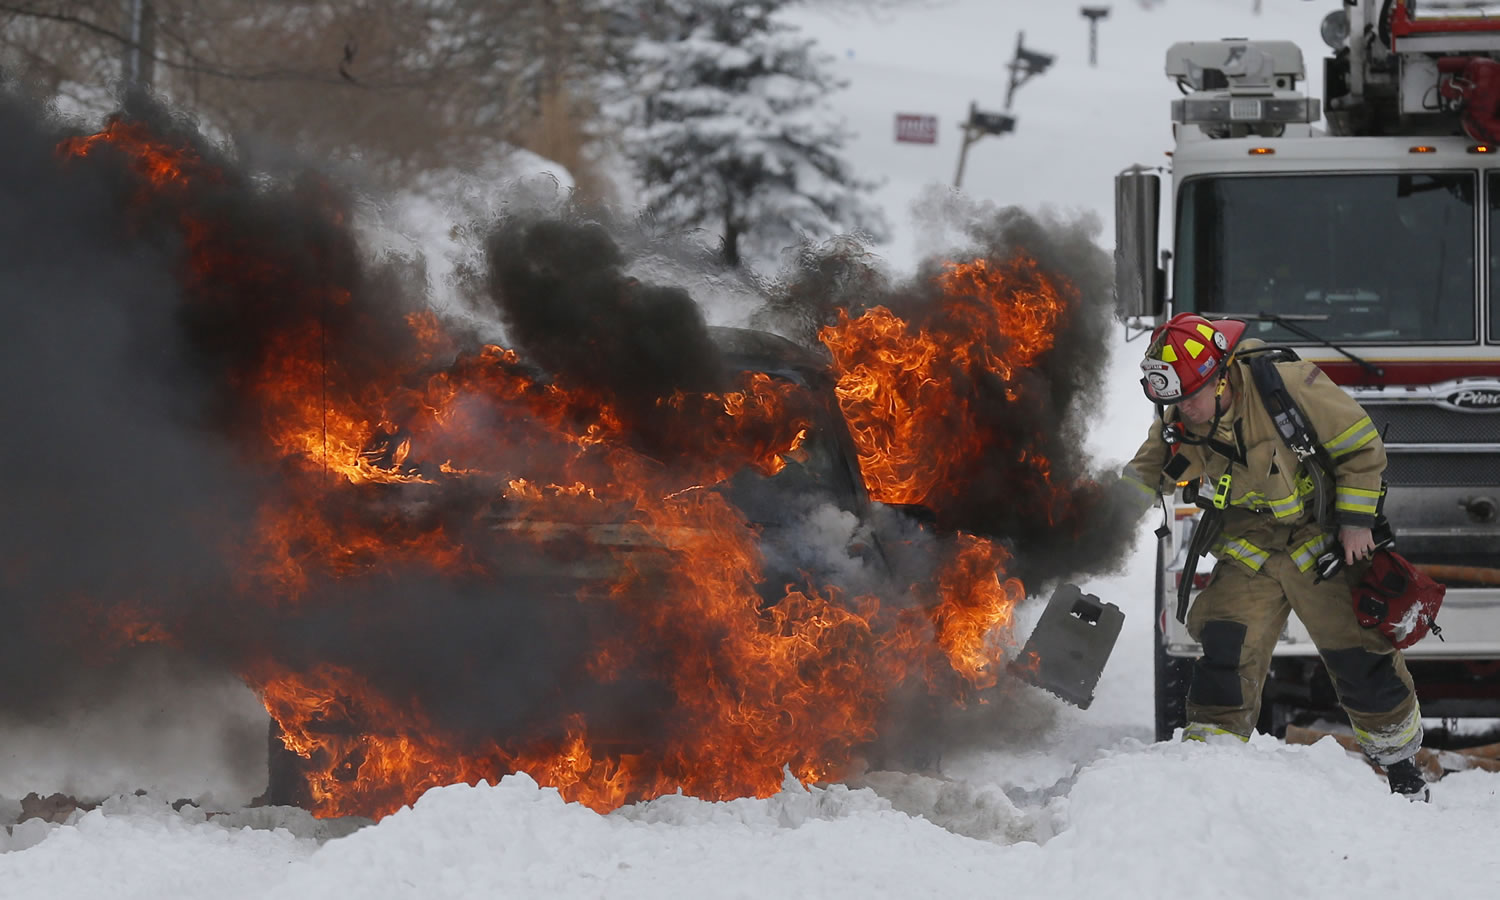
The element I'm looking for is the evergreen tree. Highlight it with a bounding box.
[624,0,888,268]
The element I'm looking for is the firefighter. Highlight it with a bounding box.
[1122,313,1428,800]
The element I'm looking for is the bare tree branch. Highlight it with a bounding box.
[0,0,627,191]
[0,1,459,87]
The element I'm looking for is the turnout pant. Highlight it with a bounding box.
[1184,550,1423,765]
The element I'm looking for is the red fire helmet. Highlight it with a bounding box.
[1139,313,1246,405]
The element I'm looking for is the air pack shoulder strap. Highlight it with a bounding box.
[1245,348,1336,525]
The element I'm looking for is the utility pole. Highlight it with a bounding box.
[1004,31,1055,111]
[954,33,1052,189]
[953,103,1016,188]
[123,0,156,89]
[1081,7,1110,68]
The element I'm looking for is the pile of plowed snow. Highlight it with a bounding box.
[3,737,1496,898]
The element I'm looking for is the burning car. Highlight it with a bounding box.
[11,100,1116,821]
[260,324,894,811]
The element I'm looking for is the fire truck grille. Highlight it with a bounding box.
[1364,404,1500,445]
[1384,451,1500,487]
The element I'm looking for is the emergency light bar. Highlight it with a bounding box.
[1165,40,1306,91]
[1171,96,1320,125]
[1165,39,1319,136]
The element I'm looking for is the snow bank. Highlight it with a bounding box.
[5,739,1494,899]
[266,742,1500,898]
[0,794,315,898]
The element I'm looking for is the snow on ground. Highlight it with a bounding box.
[3,2,1498,897]
[3,740,1498,897]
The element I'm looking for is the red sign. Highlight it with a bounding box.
[895,114,938,144]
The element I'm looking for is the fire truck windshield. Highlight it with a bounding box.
[1174,171,1477,344]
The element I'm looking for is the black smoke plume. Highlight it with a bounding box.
[0,91,252,714]
[481,215,731,461]
[0,91,629,778]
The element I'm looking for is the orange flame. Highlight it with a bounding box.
[57,119,216,190]
[818,257,1066,508]
[932,534,1025,690]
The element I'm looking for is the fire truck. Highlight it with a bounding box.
[1116,1,1500,744]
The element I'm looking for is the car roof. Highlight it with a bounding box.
[707,326,830,385]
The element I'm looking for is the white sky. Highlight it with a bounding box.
[3,2,1498,897]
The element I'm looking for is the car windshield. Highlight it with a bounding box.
[719,380,861,527]
[1174,172,1477,343]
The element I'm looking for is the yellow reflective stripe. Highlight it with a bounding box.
[1352,705,1423,764]
[1213,536,1270,571]
[1266,490,1303,519]
[1183,723,1250,743]
[1353,713,1421,752]
[1335,485,1381,515]
[1227,488,1302,518]
[1291,534,1333,572]
[1231,489,1265,510]
[1120,471,1157,498]
[1325,417,1378,459]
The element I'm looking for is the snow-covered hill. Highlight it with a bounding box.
[3,3,1497,897]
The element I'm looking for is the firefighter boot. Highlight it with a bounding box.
[1384,758,1429,802]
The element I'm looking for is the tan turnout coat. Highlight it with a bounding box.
[1119,339,1421,762]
